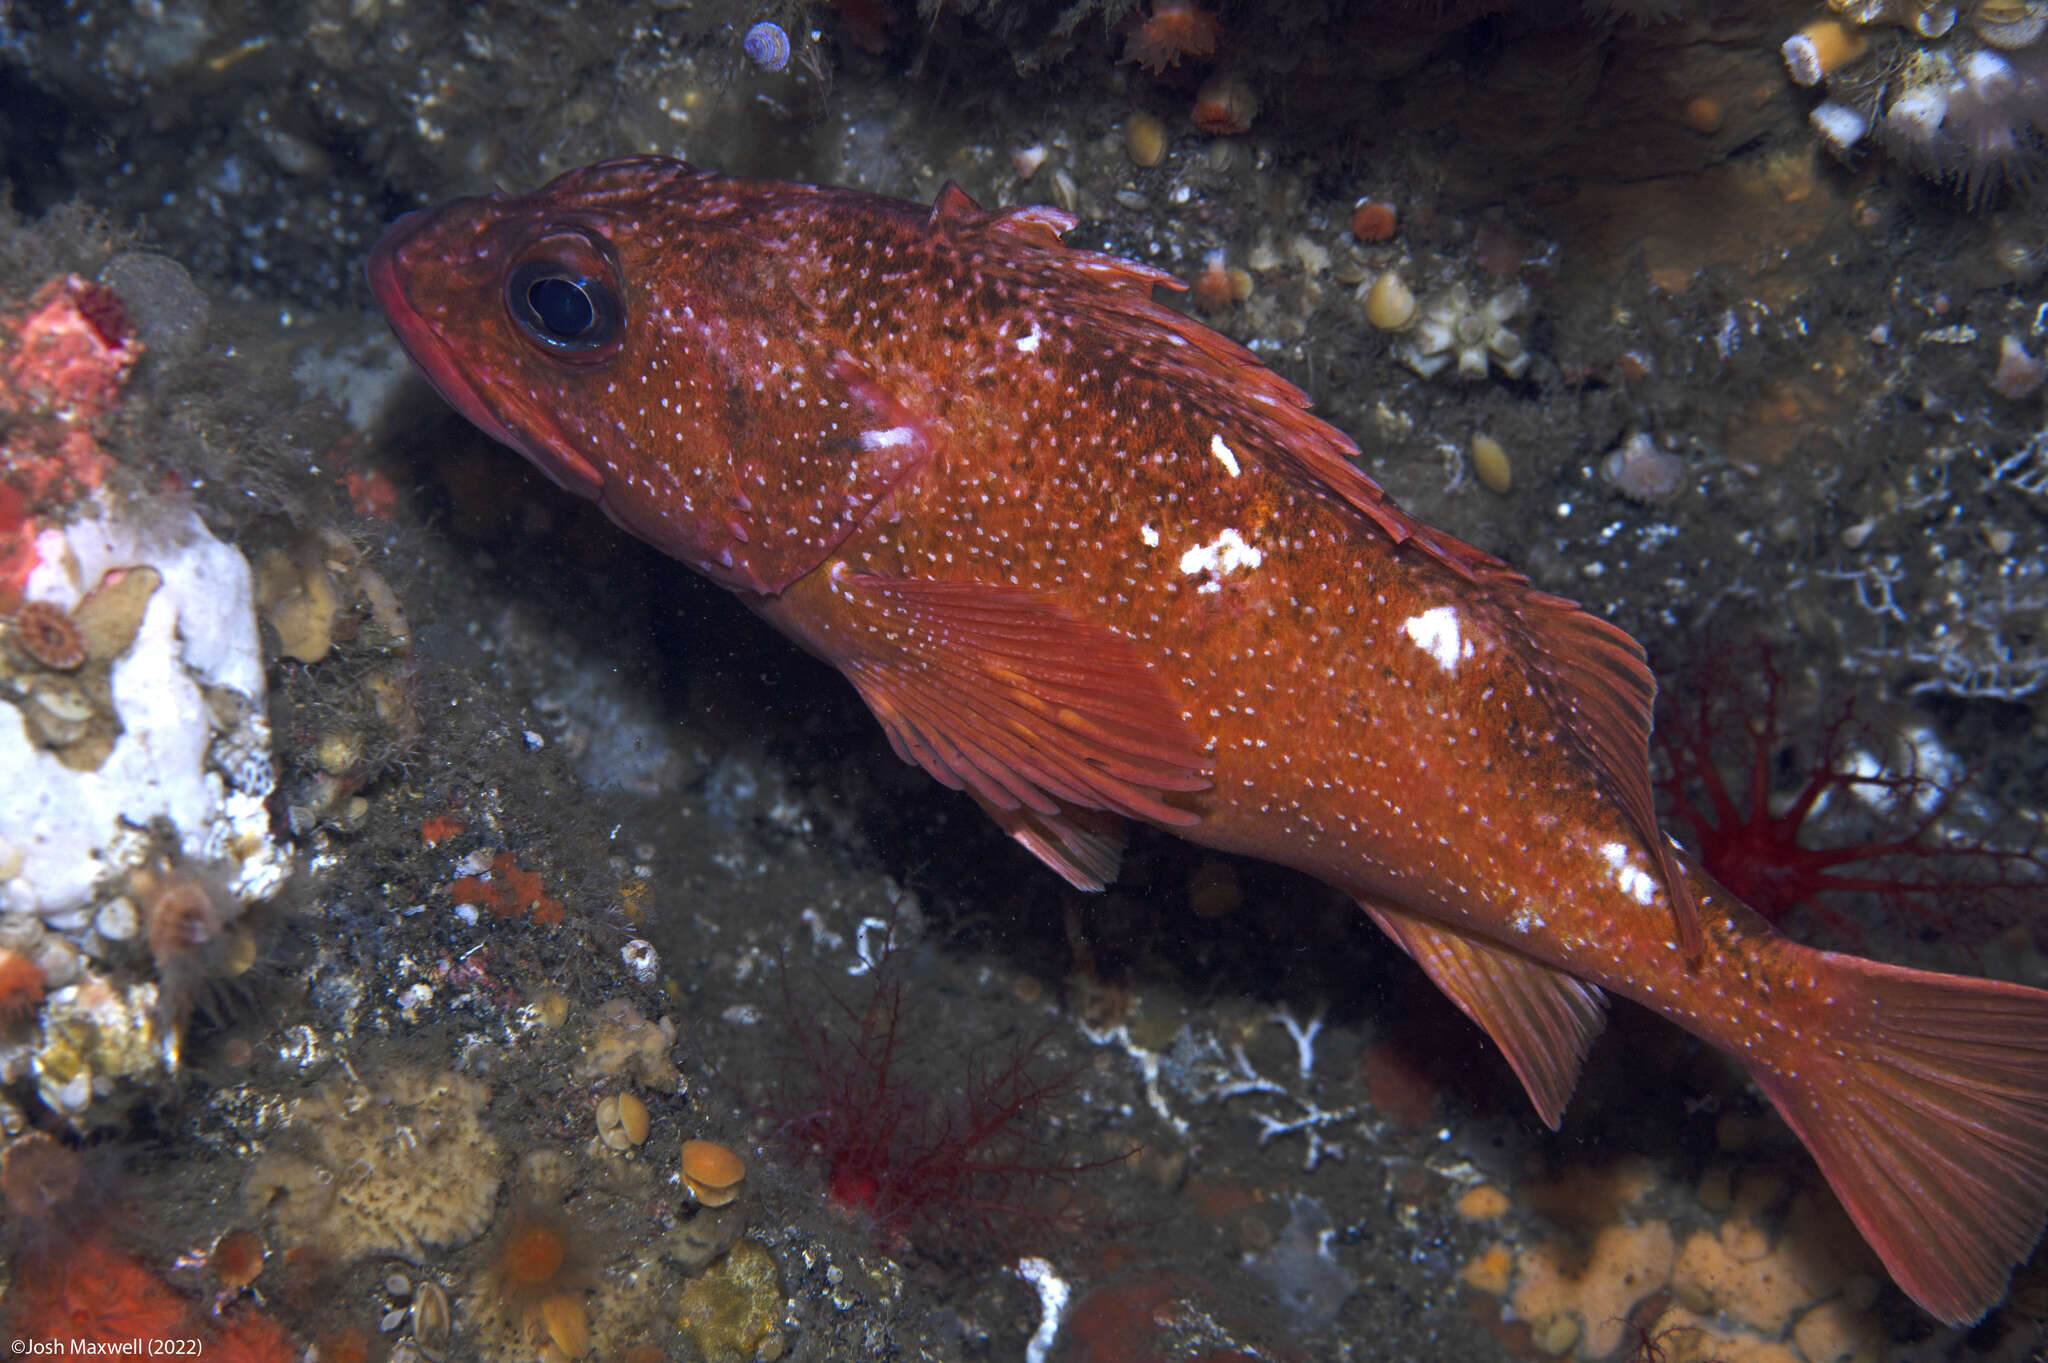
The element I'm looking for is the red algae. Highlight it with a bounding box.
[773,953,1106,1263]
[1656,642,2046,946]
[6,1237,189,1349]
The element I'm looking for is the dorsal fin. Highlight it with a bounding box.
[1405,522,1700,957]
[986,203,1078,248]
[930,181,982,225]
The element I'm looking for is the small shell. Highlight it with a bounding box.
[540,1293,589,1359]
[533,990,570,1029]
[1363,271,1417,331]
[1974,0,2048,47]
[742,21,790,72]
[597,1092,650,1150]
[10,602,86,671]
[681,1138,748,1206]
[410,1281,451,1355]
[620,939,658,983]
[1470,434,1513,495]
[617,1091,650,1145]
[1126,112,1168,168]
[93,897,139,942]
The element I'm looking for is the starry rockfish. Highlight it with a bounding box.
[370,156,2048,1323]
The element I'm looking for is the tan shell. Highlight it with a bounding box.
[539,1292,589,1359]
[681,1139,747,1206]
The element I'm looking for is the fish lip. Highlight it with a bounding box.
[366,212,604,499]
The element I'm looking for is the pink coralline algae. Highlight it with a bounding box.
[0,276,144,611]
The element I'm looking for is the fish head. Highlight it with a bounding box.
[368,156,924,594]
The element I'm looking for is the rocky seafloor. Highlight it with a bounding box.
[1,1,2047,1360]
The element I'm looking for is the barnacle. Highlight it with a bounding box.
[1402,284,1531,381]
[1831,0,1958,37]
[1784,0,2048,200]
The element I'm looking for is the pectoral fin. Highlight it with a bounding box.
[1360,897,1607,1129]
[827,571,1212,831]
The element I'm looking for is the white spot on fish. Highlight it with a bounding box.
[858,426,916,450]
[1179,529,1263,596]
[1140,523,1160,547]
[1599,841,1661,906]
[1209,433,1241,478]
[1017,322,1043,354]
[1402,606,1471,672]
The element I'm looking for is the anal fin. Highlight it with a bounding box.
[1361,897,1607,1129]
[973,795,1127,891]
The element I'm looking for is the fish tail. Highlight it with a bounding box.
[1743,948,2048,1325]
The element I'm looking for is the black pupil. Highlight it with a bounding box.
[528,277,595,338]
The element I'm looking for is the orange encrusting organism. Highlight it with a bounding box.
[448,850,565,925]
[209,1310,299,1363]
[370,156,2048,1325]
[0,947,46,1027]
[4,1236,190,1348]
[420,813,467,847]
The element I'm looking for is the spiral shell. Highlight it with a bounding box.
[742,21,790,72]
[9,602,86,671]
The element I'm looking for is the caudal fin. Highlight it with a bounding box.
[1746,950,2048,1325]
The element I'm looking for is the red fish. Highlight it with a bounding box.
[370,156,2048,1323]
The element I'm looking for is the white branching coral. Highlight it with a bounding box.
[1402,283,1531,381]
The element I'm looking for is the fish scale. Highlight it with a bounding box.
[372,155,2048,1325]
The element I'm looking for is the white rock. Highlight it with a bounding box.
[1,498,290,924]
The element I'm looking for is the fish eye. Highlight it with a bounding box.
[507,258,620,355]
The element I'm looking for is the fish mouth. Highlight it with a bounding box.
[366,210,603,499]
